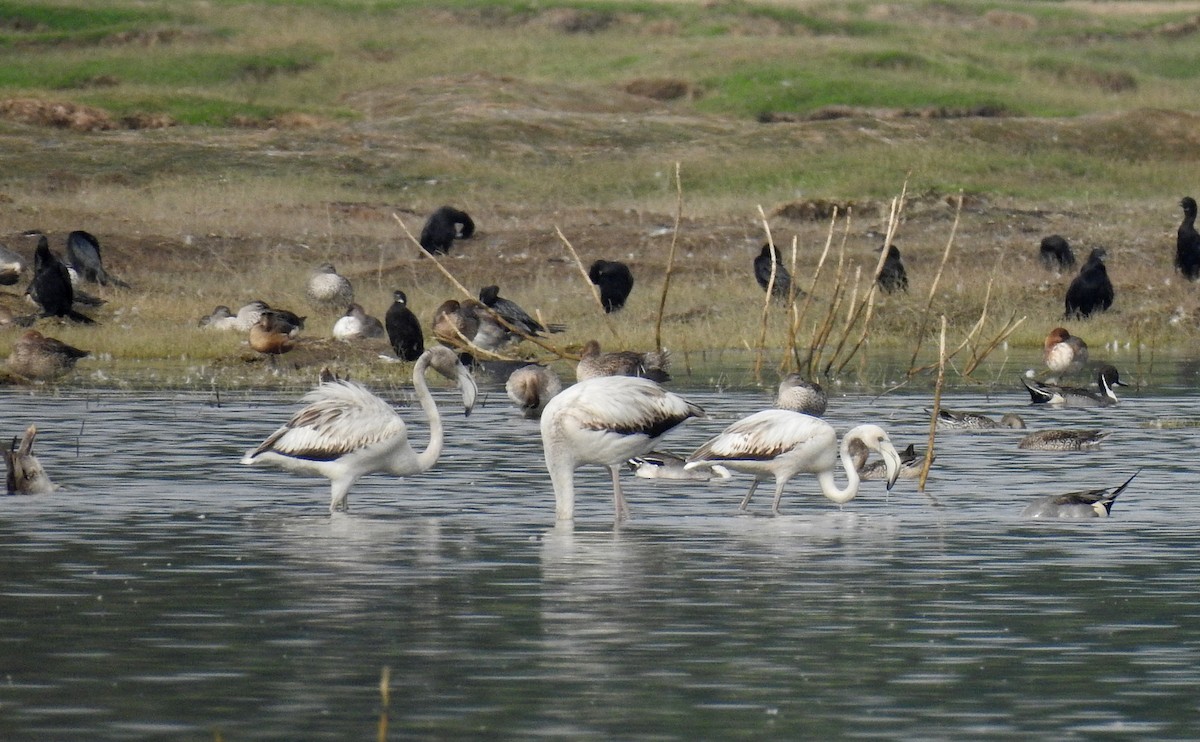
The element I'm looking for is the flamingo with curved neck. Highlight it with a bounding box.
[241,346,476,512]
[686,409,901,514]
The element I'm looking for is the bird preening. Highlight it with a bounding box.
[588,259,634,313]
[419,206,475,255]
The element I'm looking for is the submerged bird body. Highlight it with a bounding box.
[877,243,908,293]
[4,425,56,495]
[419,206,475,255]
[385,290,424,361]
[754,243,793,299]
[540,376,703,521]
[6,330,88,381]
[686,410,901,514]
[506,364,562,419]
[628,451,730,481]
[1176,197,1200,281]
[1065,248,1113,319]
[588,259,634,313]
[241,346,477,512]
[332,302,385,341]
[1018,429,1110,451]
[1023,365,1126,407]
[1043,327,1088,376]
[849,440,926,480]
[306,263,353,312]
[1022,471,1138,518]
[934,408,1026,430]
[775,374,827,416]
[576,339,670,383]
[1040,235,1075,272]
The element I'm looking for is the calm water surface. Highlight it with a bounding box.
[2,366,1200,740]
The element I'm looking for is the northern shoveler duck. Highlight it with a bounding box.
[775,374,827,416]
[576,340,671,383]
[588,259,634,313]
[4,424,57,495]
[5,330,88,381]
[933,408,1027,430]
[505,364,562,420]
[686,410,901,514]
[1043,327,1088,376]
[627,451,731,481]
[1021,471,1137,519]
[306,263,353,312]
[1017,429,1110,451]
[1022,365,1126,407]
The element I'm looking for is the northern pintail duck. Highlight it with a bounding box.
[4,424,57,495]
[1176,197,1200,281]
[849,440,928,480]
[1021,471,1137,519]
[933,408,1026,430]
[627,451,731,481]
[385,290,424,361]
[1022,365,1126,407]
[306,263,354,312]
[1064,247,1113,319]
[588,259,634,313]
[5,330,89,381]
[1018,429,1110,451]
[505,364,562,419]
[775,374,827,416]
[332,302,385,341]
[1043,327,1088,376]
[576,340,670,383]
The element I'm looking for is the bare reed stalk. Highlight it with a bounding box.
[961,312,1025,376]
[807,258,851,378]
[919,315,947,493]
[393,213,574,360]
[907,192,963,374]
[554,225,622,344]
[654,162,683,352]
[753,207,780,383]
[786,209,841,373]
[377,666,391,742]
[910,279,994,376]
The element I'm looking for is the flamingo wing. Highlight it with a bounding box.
[691,409,830,462]
[251,381,406,461]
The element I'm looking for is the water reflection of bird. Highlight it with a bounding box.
[4,424,57,495]
[505,364,562,419]
[775,374,827,416]
[576,339,670,383]
[1176,197,1200,281]
[5,329,89,381]
[686,410,901,514]
[588,259,633,313]
[242,346,477,512]
[1018,429,1110,451]
[933,408,1026,430]
[1039,235,1075,272]
[540,375,703,522]
[385,290,424,361]
[1065,248,1113,319]
[1021,471,1137,518]
[1043,327,1088,376]
[1022,365,1126,407]
[627,451,730,481]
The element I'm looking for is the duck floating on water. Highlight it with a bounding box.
[627,451,731,481]
[1022,365,1126,407]
[932,408,1026,430]
[4,424,57,495]
[1022,471,1138,519]
[576,340,670,383]
[1018,429,1110,451]
[775,374,827,416]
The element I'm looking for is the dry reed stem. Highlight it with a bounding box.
[907,192,963,373]
[392,213,574,361]
[555,225,622,344]
[786,209,840,373]
[961,312,1025,376]
[919,315,947,494]
[910,278,994,376]
[753,205,780,383]
[377,666,391,742]
[808,251,851,378]
[654,162,683,353]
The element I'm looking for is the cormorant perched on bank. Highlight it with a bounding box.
[877,243,908,293]
[385,290,424,361]
[1064,248,1113,319]
[419,206,475,255]
[587,259,633,312]
[66,230,129,287]
[1039,235,1075,272]
[1176,197,1200,281]
[753,243,792,299]
[26,235,95,323]
[478,284,565,338]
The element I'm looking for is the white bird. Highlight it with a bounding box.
[686,410,901,514]
[1022,471,1138,518]
[241,346,477,512]
[505,364,562,419]
[540,376,704,522]
[332,302,385,341]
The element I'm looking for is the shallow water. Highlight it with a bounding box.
[2,369,1200,740]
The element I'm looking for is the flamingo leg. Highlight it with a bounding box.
[739,478,760,510]
[771,478,788,515]
[330,478,353,513]
[608,464,630,522]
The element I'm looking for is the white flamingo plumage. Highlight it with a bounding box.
[241,346,477,512]
[686,409,901,514]
[540,376,704,522]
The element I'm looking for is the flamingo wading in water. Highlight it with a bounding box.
[540,376,704,522]
[686,410,902,514]
[241,346,477,512]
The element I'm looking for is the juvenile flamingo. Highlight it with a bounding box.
[540,376,703,522]
[686,410,901,514]
[241,346,477,512]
